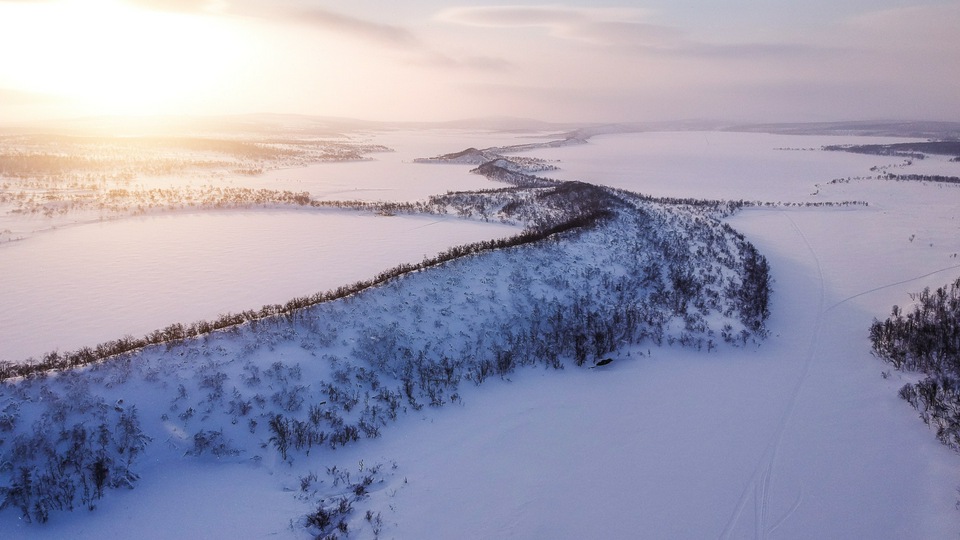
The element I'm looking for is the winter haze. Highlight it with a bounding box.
[0,0,959,123]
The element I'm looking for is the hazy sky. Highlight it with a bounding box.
[1,0,958,124]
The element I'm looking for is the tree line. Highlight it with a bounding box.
[0,202,610,381]
[823,141,960,160]
[879,173,960,185]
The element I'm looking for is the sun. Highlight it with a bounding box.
[0,0,246,117]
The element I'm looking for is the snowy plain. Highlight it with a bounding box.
[523,131,925,201]
[3,129,960,538]
[0,129,529,363]
[252,130,554,203]
[0,210,518,362]
[381,133,960,538]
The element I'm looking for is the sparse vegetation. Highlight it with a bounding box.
[0,138,773,528]
[298,462,393,539]
[0,133,388,238]
[0,134,385,179]
[0,395,149,523]
[870,277,960,449]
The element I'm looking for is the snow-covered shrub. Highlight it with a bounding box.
[871,277,960,450]
[0,390,149,522]
[0,148,773,527]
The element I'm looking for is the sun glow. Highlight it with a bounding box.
[0,0,246,117]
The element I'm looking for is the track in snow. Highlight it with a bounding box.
[826,263,960,313]
[720,212,824,539]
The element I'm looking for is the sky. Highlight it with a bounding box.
[0,0,958,125]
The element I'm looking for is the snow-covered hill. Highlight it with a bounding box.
[3,127,960,538]
[0,145,770,537]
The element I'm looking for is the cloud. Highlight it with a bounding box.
[112,1,511,72]
[846,4,960,34]
[284,7,510,72]
[839,4,960,54]
[420,51,512,71]
[123,2,418,47]
[436,6,680,48]
[437,5,652,29]
[679,41,843,60]
[292,7,419,47]
[438,5,851,61]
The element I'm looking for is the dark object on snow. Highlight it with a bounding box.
[594,358,614,367]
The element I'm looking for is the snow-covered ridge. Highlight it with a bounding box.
[0,145,771,533]
[411,133,582,174]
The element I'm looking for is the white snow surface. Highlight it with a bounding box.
[526,131,927,201]
[0,129,542,363]
[253,130,542,202]
[4,130,960,539]
[0,209,518,362]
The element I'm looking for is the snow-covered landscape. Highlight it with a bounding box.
[1,122,959,539]
[3,0,960,536]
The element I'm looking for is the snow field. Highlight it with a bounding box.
[3,129,960,538]
[254,130,547,202]
[0,209,519,362]
[527,131,935,202]
[0,173,764,537]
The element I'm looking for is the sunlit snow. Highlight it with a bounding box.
[3,128,960,539]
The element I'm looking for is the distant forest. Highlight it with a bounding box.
[823,141,960,161]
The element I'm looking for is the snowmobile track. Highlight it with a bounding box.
[720,212,824,539]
